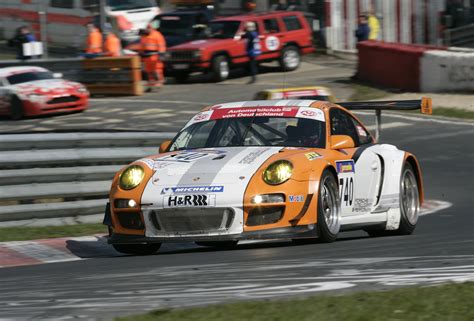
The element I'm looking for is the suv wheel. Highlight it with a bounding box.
[212,55,229,82]
[279,46,300,71]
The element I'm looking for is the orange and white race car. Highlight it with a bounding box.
[104,98,432,255]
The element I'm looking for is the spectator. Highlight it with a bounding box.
[83,23,103,58]
[355,14,370,42]
[242,21,261,84]
[103,25,122,57]
[367,9,380,40]
[8,26,36,60]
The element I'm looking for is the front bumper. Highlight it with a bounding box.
[108,224,318,244]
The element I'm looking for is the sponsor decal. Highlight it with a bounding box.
[156,151,210,163]
[295,107,325,122]
[305,152,322,160]
[336,160,355,173]
[356,125,367,137]
[210,106,299,119]
[161,185,224,194]
[289,195,304,202]
[300,110,317,117]
[353,198,371,213]
[164,194,216,207]
[239,148,271,164]
[193,113,210,121]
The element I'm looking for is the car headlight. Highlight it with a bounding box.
[77,86,88,93]
[263,160,293,185]
[119,165,145,190]
[26,93,46,103]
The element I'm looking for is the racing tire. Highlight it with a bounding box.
[174,72,189,84]
[211,55,230,82]
[195,241,238,249]
[316,169,341,243]
[112,243,161,255]
[10,96,24,120]
[366,162,420,237]
[279,46,300,72]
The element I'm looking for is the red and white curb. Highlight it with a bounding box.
[0,200,452,269]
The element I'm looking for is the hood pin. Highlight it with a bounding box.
[239,176,245,180]
[193,177,200,181]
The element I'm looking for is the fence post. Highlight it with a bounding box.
[39,5,49,59]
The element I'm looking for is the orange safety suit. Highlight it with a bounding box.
[104,32,121,57]
[140,29,166,86]
[86,28,103,54]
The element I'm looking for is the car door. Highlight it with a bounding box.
[257,17,284,61]
[329,107,381,216]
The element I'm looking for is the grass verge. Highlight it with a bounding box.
[0,223,107,242]
[115,282,474,321]
[349,82,392,101]
[431,107,474,120]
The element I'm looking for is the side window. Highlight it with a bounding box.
[263,18,280,34]
[282,15,303,31]
[349,118,372,145]
[51,0,75,8]
[330,108,360,146]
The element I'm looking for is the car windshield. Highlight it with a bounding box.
[156,15,194,36]
[169,116,326,151]
[6,71,54,85]
[208,21,241,39]
[107,0,155,11]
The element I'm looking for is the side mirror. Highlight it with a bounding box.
[330,135,355,150]
[159,140,171,153]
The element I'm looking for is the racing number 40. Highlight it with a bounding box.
[339,177,353,206]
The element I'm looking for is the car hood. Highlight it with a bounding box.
[9,79,83,95]
[140,147,283,207]
[170,38,233,51]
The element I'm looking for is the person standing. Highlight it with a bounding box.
[84,23,103,57]
[367,9,380,40]
[242,21,261,84]
[8,26,36,60]
[355,14,370,42]
[103,25,122,57]
[139,24,166,90]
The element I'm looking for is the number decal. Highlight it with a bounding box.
[336,160,355,215]
[339,177,353,206]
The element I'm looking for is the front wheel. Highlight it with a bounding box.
[112,243,161,255]
[317,170,341,242]
[396,162,420,235]
[279,46,300,71]
[212,55,230,82]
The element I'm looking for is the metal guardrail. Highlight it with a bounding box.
[0,132,175,223]
[444,24,474,47]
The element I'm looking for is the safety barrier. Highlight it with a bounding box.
[0,132,175,223]
[0,56,143,96]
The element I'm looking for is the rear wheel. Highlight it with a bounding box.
[195,241,238,249]
[10,96,23,120]
[212,55,230,82]
[112,243,161,255]
[317,170,341,242]
[279,46,300,71]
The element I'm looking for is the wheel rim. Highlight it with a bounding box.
[219,60,229,79]
[400,168,419,225]
[284,50,300,69]
[321,177,340,234]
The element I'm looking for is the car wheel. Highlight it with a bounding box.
[279,46,300,71]
[212,55,229,82]
[317,169,341,242]
[366,162,420,237]
[396,162,420,235]
[195,241,238,249]
[112,243,161,255]
[174,72,189,84]
[10,95,23,120]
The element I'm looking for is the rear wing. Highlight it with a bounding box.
[337,97,432,141]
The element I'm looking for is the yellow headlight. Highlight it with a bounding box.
[263,160,293,185]
[119,165,145,190]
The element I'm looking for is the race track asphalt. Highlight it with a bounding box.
[0,57,473,321]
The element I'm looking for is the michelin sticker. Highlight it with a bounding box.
[336,160,355,215]
[161,185,224,195]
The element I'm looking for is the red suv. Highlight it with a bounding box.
[164,11,314,82]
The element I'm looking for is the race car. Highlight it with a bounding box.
[254,86,336,103]
[104,98,432,255]
[0,66,89,119]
